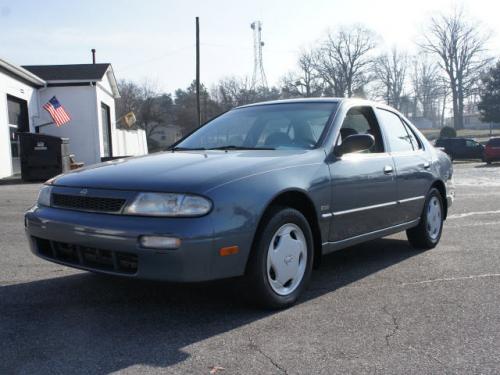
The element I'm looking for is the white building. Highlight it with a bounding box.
[0,58,148,180]
[149,124,183,151]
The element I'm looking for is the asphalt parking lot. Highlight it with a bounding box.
[1,162,500,374]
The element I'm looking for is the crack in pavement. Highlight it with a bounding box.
[401,273,500,286]
[381,308,449,370]
[382,305,399,347]
[247,336,288,374]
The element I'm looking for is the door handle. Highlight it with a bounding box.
[384,165,394,174]
[422,161,431,169]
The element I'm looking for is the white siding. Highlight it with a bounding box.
[0,71,39,178]
[114,128,148,156]
[37,85,101,166]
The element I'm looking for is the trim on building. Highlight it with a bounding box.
[0,60,46,88]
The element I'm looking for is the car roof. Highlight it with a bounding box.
[235,97,379,109]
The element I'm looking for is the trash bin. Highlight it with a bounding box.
[18,133,71,182]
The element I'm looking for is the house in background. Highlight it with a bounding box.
[149,124,183,150]
[0,57,148,179]
[410,116,435,129]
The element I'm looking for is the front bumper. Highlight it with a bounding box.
[25,205,245,282]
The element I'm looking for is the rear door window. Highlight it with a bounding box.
[402,120,423,150]
[376,109,414,152]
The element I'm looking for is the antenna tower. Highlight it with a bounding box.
[250,21,268,89]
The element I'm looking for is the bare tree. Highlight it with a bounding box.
[373,47,408,110]
[315,25,377,97]
[115,80,141,126]
[211,76,255,110]
[282,49,323,98]
[410,58,449,127]
[420,9,491,129]
[211,77,281,111]
[116,80,174,139]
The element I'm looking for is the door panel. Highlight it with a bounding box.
[376,109,433,222]
[391,152,433,221]
[328,153,399,241]
[326,105,399,242]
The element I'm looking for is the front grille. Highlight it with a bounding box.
[52,193,126,213]
[34,237,138,274]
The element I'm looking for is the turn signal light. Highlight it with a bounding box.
[219,245,239,256]
[139,235,181,250]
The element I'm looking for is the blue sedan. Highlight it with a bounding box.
[25,98,454,308]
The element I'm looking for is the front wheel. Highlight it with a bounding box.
[245,207,314,309]
[406,188,444,250]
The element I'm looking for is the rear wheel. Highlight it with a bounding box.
[406,188,444,250]
[245,207,313,309]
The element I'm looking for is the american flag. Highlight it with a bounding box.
[43,96,71,126]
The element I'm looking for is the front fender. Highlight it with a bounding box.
[204,158,331,277]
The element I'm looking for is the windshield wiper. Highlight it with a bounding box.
[170,146,206,151]
[207,145,275,150]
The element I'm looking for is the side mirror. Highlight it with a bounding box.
[334,134,375,156]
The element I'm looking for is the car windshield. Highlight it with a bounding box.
[175,102,338,150]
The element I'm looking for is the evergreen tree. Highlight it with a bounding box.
[478,61,500,123]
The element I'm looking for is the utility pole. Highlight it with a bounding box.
[195,17,201,127]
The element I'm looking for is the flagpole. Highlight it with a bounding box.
[35,122,54,133]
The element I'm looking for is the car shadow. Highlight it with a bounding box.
[0,237,418,373]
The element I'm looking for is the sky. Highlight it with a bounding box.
[0,0,498,95]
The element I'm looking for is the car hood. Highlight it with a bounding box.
[52,149,323,193]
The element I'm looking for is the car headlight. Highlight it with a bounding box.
[37,185,52,207]
[123,193,212,217]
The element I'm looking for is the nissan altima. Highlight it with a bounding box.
[25,98,454,308]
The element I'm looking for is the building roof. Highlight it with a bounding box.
[0,58,46,87]
[22,63,111,81]
[23,63,120,98]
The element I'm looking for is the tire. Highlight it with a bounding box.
[406,188,444,250]
[245,206,314,309]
